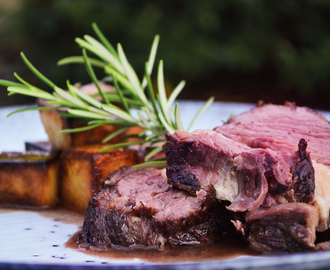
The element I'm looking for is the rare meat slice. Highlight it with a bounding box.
[245,203,319,253]
[164,130,314,213]
[78,167,233,249]
[214,102,330,168]
[214,102,330,232]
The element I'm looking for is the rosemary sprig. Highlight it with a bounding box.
[0,23,214,167]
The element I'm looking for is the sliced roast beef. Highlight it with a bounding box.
[245,203,319,253]
[164,129,314,213]
[163,104,322,253]
[214,102,330,168]
[79,102,330,253]
[78,167,234,249]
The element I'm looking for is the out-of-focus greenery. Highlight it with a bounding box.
[1,0,330,109]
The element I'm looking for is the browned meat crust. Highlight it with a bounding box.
[246,203,319,253]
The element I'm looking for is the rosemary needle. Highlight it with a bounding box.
[0,23,214,165]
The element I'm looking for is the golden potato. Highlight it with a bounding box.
[60,144,143,213]
[0,151,59,208]
[37,98,143,150]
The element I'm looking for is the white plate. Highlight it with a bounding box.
[1,101,330,270]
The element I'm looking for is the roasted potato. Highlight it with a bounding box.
[37,82,122,150]
[0,151,59,208]
[60,144,143,213]
[37,98,129,149]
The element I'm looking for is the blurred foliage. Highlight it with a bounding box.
[1,0,330,109]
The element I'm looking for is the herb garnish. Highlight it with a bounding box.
[0,23,213,168]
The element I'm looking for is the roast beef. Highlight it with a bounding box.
[79,102,330,253]
[164,129,314,213]
[214,102,330,232]
[214,103,330,168]
[164,103,330,253]
[78,167,234,249]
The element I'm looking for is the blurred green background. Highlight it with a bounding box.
[1,0,330,110]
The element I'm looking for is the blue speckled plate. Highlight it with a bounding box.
[1,101,330,270]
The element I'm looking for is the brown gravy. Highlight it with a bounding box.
[65,232,261,263]
[1,206,261,263]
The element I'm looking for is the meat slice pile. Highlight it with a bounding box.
[79,167,233,249]
[164,102,330,253]
[80,102,330,253]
